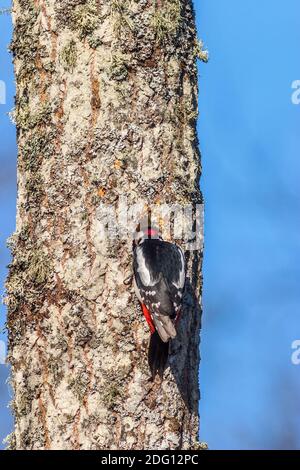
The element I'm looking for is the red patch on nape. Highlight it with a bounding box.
[141,304,155,334]
[146,228,158,238]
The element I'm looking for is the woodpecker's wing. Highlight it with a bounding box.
[133,240,186,342]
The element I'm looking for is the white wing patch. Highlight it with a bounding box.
[172,246,185,289]
[136,246,156,286]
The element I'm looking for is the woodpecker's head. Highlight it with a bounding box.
[133,222,162,246]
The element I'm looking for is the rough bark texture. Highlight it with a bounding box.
[6,0,203,450]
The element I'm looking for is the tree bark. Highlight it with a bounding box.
[6,0,203,450]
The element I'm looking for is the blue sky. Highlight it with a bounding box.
[0,0,300,449]
[0,0,16,446]
[196,0,300,449]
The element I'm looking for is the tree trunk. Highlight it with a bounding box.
[6,0,203,450]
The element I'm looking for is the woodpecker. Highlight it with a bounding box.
[133,226,186,379]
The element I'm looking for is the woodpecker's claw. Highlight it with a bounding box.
[123,274,133,286]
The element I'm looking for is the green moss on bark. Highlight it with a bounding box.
[151,0,182,43]
[60,40,77,71]
[10,1,40,80]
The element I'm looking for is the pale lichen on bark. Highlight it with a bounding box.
[6,0,203,449]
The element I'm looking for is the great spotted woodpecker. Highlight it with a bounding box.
[133,227,186,379]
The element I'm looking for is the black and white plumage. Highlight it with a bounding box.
[133,228,186,378]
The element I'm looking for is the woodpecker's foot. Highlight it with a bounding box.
[123,273,133,286]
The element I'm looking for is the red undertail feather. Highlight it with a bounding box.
[141,303,155,334]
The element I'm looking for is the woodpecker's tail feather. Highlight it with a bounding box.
[152,314,176,343]
[148,331,169,379]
